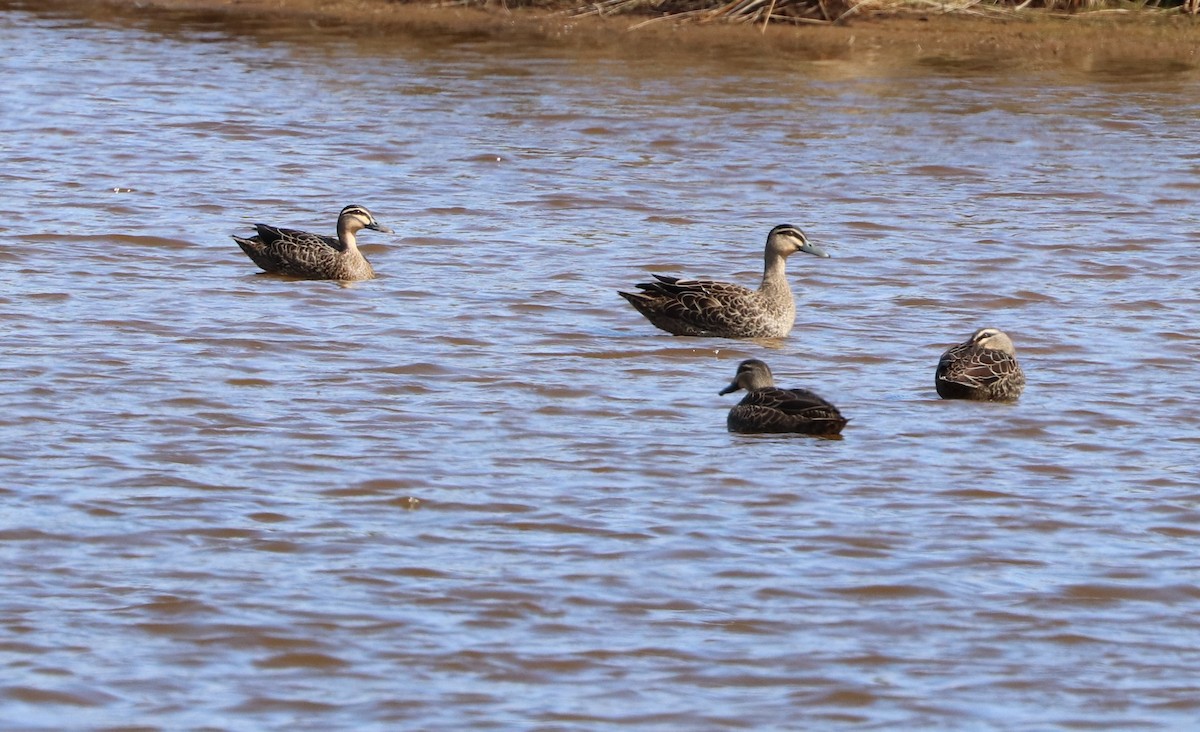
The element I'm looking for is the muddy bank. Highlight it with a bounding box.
[16,0,1200,65]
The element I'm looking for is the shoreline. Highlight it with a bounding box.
[19,0,1200,62]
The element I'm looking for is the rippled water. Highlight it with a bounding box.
[3,3,1200,728]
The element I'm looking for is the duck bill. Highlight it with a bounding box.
[718,382,741,396]
[369,223,394,234]
[800,241,830,258]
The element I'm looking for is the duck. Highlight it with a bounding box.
[618,224,829,339]
[233,204,393,281]
[719,358,847,436]
[935,327,1025,402]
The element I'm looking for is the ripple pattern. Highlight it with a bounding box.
[1,4,1200,730]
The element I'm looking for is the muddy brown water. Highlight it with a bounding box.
[2,2,1200,729]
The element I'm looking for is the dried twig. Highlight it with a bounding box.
[761,0,778,29]
[573,0,1197,27]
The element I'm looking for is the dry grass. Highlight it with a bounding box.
[53,0,1200,55]
[564,0,1197,27]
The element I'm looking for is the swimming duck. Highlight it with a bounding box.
[233,204,392,281]
[719,358,847,435]
[619,224,829,339]
[935,327,1025,402]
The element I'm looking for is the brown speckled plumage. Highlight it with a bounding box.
[619,224,829,339]
[935,327,1025,402]
[719,359,847,436]
[233,204,392,281]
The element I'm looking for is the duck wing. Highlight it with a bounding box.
[937,344,1020,389]
[731,387,847,435]
[253,225,341,252]
[619,276,758,336]
[750,387,846,421]
[234,225,343,277]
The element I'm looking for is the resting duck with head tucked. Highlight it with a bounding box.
[233,204,393,281]
[719,358,847,436]
[935,327,1026,402]
[619,224,829,339]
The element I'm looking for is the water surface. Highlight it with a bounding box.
[2,4,1200,729]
